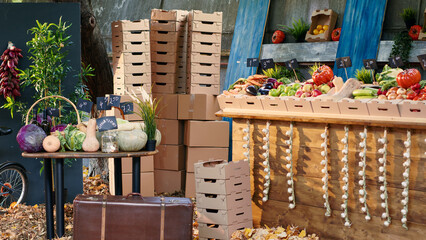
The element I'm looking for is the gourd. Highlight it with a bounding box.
[117,129,147,151]
[42,135,61,153]
[82,119,100,152]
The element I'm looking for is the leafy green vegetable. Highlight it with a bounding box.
[355,67,373,84]
[57,124,86,151]
[279,18,310,42]
[419,80,426,88]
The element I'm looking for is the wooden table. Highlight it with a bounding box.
[22,150,158,239]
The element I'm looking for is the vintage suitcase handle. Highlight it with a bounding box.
[125,192,144,199]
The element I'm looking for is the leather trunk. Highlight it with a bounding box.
[73,194,193,240]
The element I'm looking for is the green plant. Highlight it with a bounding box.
[390,31,412,63]
[400,8,416,22]
[279,19,310,42]
[127,88,159,141]
[262,65,303,82]
[355,67,373,84]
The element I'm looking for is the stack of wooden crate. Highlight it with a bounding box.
[194,160,253,240]
[111,20,152,95]
[151,9,189,94]
[187,10,222,95]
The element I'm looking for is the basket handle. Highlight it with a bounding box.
[25,95,81,125]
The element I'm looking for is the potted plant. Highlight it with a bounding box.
[278,18,310,42]
[127,88,159,151]
[400,8,416,30]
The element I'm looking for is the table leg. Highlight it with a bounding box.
[132,157,140,193]
[114,158,122,195]
[43,158,54,239]
[55,158,65,237]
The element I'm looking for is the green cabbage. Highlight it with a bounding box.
[57,125,86,151]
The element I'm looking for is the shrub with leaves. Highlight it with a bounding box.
[279,19,310,42]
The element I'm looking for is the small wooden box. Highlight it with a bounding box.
[285,97,313,113]
[188,42,221,53]
[398,100,426,118]
[367,99,402,117]
[217,95,242,110]
[189,21,222,33]
[237,95,264,110]
[305,9,338,42]
[338,98,371,116]
[188,10,223,23]
[111,19,150,32]
[187,73,220,84]
[197,206,252,225]
[260,96,288,112]
[187,83,220,95]
[311,98,341,114]
[188,32,222,43]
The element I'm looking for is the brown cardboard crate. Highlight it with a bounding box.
[187,62,220,74]
[151,9,188,21]
[188,31,222,43]
[111,19,150,32]
[114,83,152,96]
[152,81,178,94]
[398,100,426,118]
[112,52,151,65]
[152,72,177,83]
[151,51,178,63]
[112,30,150,42]
[337,98,371,116]
[154,145,185,171]
[187,73,220,85]
[188,42,221,53]
[114,62,151,74]
[177,94,221,121]
[187,83,220,95]
[186,147,228,172]
[184,120,229,147]
[285,97,313,113]
[150,30,186,42]
[150,41,180,53]
[198,221,252,240]
[121,156,154,174]
[194,160,249,180]
[189,21,222,33]
[185,172,196,198]
[113,72,152,85]
[188,52,220,64]
[311,98,341,114]
[197,206,252,225]
[196,190,251,210]
[112,41,150,53]
[260,96,288,112]
[157,119,184,145]
[188,10,223,23]
[367,99,402,117]
[151,20,186,32]
[122,172,155,196]
[195,176,250,195]
[217,95,242,110]
[305,9,338,42]
[152,93,178,119]
[237,95,263,110]
[152,62,178,73]
[154,169,185,193]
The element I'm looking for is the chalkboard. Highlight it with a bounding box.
[260,58,274,70]
[363,59,378,70]
[417,54,426,70]
[120,102,134,115]
[76,98,93,113]
[388,56,404,68]
[46,107,60,117]
[285,58,299,70]
[336,56,352,69]
[246,58,259,67]
[97,97,110,110]
[108,95,121,107]
[96,116,118,132]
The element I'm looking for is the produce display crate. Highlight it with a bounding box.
[187,73,220,85]
[187,62,220,74]
[111,19,150,32]
[198,221,252,240]
[188,42,221,53]
[305,9,338,42]
[189,32,222,43]
[188,21,223,33]
[113,62,151,74]
[151,51,179,63]
[197,207,252,225]
[187,83,220,95]
[151,61,178,73]
[398,100,426,118]
[196,190,251,210]
[151,9,189,22]
[112,40,151,53]
[311,98,341,114]
[188,52,221,64]
[337,98,371,116]
[113,72,152,85]
[367,99,402,117]
[150,30,186,42]
[113,83,152,96]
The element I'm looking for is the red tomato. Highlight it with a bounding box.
[331,28,341,41]
[396,68,421,89]
[272,30,285,44]
[312,65,334,85]
[409,25,422,40]
[407,91,418,100]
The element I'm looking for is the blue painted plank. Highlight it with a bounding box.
[224,0,270,90]
[334,0,387,80]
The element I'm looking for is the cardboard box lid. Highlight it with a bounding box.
[184,120,229,147]
[178,94,220,120]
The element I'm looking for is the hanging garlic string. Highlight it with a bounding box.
[285,122,295,209]
[262,121,271,202]
[340,125,351,227]
[320,125,331,217]
[358,126,371,221]
[378,128,391,227]
[242,119,250,162]
[401,129,411,230]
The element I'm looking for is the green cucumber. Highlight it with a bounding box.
[352,89,375,97]
[354,95,376,99]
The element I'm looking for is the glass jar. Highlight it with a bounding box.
[101,131,119,153]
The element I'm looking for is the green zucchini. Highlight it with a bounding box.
[354,95,376,99]
[352,89,376,97]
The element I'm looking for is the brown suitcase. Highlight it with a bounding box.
[73,193,193,240]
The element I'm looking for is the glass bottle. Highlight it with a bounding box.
[40,109,51,135]
[30,108,40,127]
[101,131,119,153]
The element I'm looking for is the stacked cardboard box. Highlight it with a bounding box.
[151,9,189,94]
[183,118,229,198]
[187,10,223,95]
[111,20,152,95]
[194,160,252,240]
